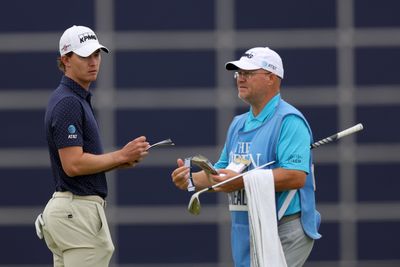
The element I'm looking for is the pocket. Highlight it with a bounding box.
[93,203,104,235]
[43,198,73,220]
[70,200,102,236]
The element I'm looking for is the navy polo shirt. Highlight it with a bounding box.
[44,75,108,198]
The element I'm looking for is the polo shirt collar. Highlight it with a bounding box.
[248,93,281,123]
[60,75,92,101]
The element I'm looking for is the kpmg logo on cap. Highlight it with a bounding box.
[79,32,97,43]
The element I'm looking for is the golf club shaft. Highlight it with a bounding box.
[205,160,276,192]
[202,123,364,192]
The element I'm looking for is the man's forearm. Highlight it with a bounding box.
[272,168,307,192]
[60,150,124,177]
[192,170,213,190]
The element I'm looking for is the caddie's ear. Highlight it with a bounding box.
[270,74,282,89]
[265,73,275,86]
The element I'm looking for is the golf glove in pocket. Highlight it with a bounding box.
[34,213,45,239]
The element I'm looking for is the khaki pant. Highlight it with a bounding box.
[42,192,114,267]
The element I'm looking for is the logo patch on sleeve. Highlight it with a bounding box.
[288,154,302,164]
[67,125,77,139]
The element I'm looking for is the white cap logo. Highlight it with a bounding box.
[225,47,284,79]
[59,25,109,57]
[243,52,254,59]
[79,32,98,43]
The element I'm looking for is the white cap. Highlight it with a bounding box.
[59,25,109,57]
[225,47,284,79]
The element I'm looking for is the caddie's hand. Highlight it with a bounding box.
[211,169,244,193]
[121,136,150,164]
[171,158,190,190]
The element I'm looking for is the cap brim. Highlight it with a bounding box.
[225,60,260,71]
[74,43,109,57]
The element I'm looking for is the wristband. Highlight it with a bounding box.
[184,158,195,192]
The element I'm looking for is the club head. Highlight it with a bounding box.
[159,138,175,146]
[147,138,175,150]
[188,193,201,215]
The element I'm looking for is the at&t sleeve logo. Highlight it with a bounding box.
[67,124,77,139]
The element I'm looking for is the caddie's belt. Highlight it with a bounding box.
[278,212,300,225]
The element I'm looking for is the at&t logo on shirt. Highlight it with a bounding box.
[67,124,77,139]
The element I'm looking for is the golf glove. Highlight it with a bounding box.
[34,213,45,239]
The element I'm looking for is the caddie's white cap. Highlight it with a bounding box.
[59,25,109,57]
[225,47,284,79]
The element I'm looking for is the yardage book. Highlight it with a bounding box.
[191,155,249,174]
[191,155,218,175]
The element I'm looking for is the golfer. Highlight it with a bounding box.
[171,47,321,266]
[38,25,149,267]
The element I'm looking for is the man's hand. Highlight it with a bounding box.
[210,169,243,193]
[120,136,150,164]
[171,158,190,190]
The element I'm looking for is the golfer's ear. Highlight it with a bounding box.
[61,55,71,68]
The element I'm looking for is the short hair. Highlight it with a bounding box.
[56,52,73,73]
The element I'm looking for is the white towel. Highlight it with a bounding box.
[244,169,287,267]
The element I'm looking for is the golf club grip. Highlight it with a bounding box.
[310,123,363,149]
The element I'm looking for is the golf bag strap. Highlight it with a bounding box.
[277,189,297,220]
